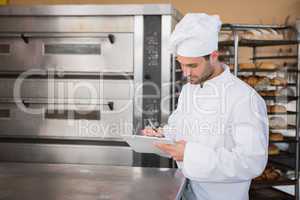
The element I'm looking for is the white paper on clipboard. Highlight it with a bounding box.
[123,135,174,158]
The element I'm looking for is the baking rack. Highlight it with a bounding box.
[220,23,300,200]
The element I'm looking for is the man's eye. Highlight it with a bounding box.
[187,64,198,68]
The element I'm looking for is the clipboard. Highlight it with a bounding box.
[123,135,174,158]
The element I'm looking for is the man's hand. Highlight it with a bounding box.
[142,127,164,138]
[155,140,186,161]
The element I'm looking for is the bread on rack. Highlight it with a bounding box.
[246,76,259,87]
[239,76,249,84]
[257,62,280,70]
[239,63,256,70]
[267,105,287,113]
[219,32,233,42]
[241,75,270,88]
[264,169,281,180]
[229,64,235,70]
[258,90,280,97]
[269,132,284,141]
[240,29,262,40]
[254,166,281,181]
[268,144,280,155]
[268,29,284,40]
[259,29,284,40]
[278,87,295,96]
[270,77,288,86]
[239,75,248,83]
[259,29,273,40]
[240,28,284,41]
[256,76,270,87]
[269,116,288,129]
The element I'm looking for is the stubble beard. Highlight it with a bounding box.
[189,63,214,85]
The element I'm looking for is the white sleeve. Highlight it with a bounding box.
[182,93,269,182]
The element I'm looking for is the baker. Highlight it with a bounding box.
[143,13,269,200]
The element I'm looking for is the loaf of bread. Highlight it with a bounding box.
[241,30,262,40]
[278,87,295,96]
[270,132,284,141]
[269,116,288,129]
[257,62,279,70]
[268,29,284,40]
[259,29,284,40]
[264,168,281,180]
[268,144,280,155]
[239,63,256,70]
[267,105,287,113]
[229,64,235,70]
[246,76,259,87]
[271,77,288,86]
[259,90,280,97]
[241,75,270,88]
[256,76,270,87]
[219,32,233,42]
[239,75,248,84]
[259,29,273,40]
[254,166,281,181]
[240,29,283,41]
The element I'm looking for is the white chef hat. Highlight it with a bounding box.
[169,13,222,57]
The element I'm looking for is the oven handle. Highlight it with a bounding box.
[0,98,114,111]
[44,109,101,120]
[0,33,115,44]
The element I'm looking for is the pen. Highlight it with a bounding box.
[147,119,158,132]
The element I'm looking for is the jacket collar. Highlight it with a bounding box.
[188,63,230,88]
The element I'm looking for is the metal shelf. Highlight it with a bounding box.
[251,55,298,60]
[262,96,298,102]
[268,159,296,170]
[251,177,296,188]
[269,151,296,159]
[268,111,298,115]
[249,187,295,200]
[222,24,293,30]
[219,39,299,47]
[269,125,297,131]
[236,68,300,73]
[221,23,299,199]
[266,84,297,87]
[270,136,298,144]
[219,54,235,60]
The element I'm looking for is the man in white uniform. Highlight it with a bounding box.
[143,13,269,200]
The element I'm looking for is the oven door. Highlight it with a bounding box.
[0,33,133,73]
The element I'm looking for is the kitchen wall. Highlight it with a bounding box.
[8,0,300,25]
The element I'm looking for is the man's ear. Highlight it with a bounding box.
[209,51,219,64]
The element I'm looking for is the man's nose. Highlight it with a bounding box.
[182,67,191,77]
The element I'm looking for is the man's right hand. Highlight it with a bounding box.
[141,127,164,138]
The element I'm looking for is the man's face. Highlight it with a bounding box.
[176,55,213,85]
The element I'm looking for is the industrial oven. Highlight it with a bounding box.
[0,4,182,167]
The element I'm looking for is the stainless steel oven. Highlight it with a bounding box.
[0,4,182,167]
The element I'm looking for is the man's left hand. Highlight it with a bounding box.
[155,140,186,161]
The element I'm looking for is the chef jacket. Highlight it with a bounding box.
[166,64,269,200]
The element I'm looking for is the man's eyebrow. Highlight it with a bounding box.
[185,63,198,66]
